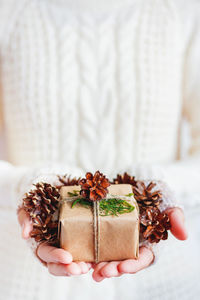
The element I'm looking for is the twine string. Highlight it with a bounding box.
[93,201,100,263]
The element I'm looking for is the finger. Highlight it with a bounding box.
[100,261,121,278]
[77,262,91,274]
[118,247,154,274]
[87,263,92,269]
[18,209,33,239]
[92,262,108,282]
[37,243,73,264]
[65,262,82,275]
[166,208,188,240]
[47,263,72,276]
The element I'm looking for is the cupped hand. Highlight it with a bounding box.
[18,209,92,276]
[92,207,188,282]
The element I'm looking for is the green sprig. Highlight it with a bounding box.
[71,197,135,216]
[71,198,92,209]
[99,198,134,216]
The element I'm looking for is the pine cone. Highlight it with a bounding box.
[79,171,110,201]
[133,181,163,210]
[140,207,171,243]
[56,174,81,189]
[22,183,60,243]
[112,172,137,187]
[30,215,58,243]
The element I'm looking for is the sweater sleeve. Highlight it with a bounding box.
[0,158,84,210]
[0,1,27,210]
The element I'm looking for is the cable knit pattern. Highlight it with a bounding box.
[0,0,183,169]
[96,15,117,170]
[78,14,100,170]
[115,7,138,169]
[0,0,200,299]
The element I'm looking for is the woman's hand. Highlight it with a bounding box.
[18,209,92,276]
[92,207,188,282]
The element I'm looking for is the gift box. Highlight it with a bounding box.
[22,171,172,263]
[59,184,139,262]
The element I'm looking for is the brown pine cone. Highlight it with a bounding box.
[23,183,60,216]
[30,215,58,243]
[56,174,81,189]
[112,172,137,187]
[22,183,60,243]
[133,181,163,210]
[140,207,171,243]
[79,171,110,201]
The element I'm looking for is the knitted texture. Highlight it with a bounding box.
[0,0,182,171]
[0,0,200,299]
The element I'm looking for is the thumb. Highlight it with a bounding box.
[166,208,188,241]
[18,209,33,239]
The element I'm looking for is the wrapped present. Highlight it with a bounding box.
[21,171,172,262]
[59,184,139,263]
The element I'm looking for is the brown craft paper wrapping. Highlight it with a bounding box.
[59,184,139,262]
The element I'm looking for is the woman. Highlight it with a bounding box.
[0,0,199,299]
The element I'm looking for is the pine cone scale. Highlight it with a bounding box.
[143,225,154,238]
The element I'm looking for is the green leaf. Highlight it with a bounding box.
[71,198,82,208]
[71,198,92,209]
[68,190,80,197]
[125,193,134,197]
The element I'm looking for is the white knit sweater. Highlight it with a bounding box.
[0,0,200,299]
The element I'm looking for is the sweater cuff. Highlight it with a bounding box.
[16,164,84,210]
